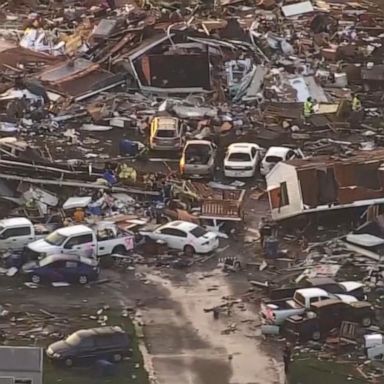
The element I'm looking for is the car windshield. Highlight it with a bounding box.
[156,129,176,138]
[190,226,208,238]
[186,144,210,155]
[294,292,305,306]
[45,231,67,246]
[228,153,251,162]
[66,333,81,346]
[265,155,283,163]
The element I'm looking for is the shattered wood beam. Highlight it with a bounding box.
[0,173,159,196]
[98,33,137,64]
[0,159,91,175]
[49,64,101,85]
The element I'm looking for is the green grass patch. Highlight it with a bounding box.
[288,358,371,384]
[2,303,149,384]
[43,310,149,384]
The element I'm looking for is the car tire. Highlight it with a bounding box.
[184,245,195,257]
[112,245,126,255]
[312,331,321,341]
[64,358,73,367]
[31,274,41,284]
[112,353,123,362]
[362,317,372,327]
[79,275,88,285]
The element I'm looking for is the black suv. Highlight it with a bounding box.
[46,326,131,366]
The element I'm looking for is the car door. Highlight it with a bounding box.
[169,228,188,249]
[63,234,96,257]
[158,228,180,249]
[63,260,80,283]
[159,228,187,249]
[77,335,97,363]
[43,260,66,282]
[209,143,217,168]
[94,335,114,359]
[0,226,33,250]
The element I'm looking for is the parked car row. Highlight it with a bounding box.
[261,287,359,325]
[177,139,304,179]
[267,277,367,301]
[1,218,218,285]
[261,281,375,342]
[0,219,135,257]
[281,299,374,342]
[0,220,137,286]
[25,223,134,260]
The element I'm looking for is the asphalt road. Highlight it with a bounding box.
[140,267,284,384]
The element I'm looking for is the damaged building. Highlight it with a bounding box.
[266,150,384,221]
[123,34,212,93]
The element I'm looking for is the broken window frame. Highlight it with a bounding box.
[279,182,289,208]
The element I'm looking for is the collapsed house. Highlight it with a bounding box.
[266,150,384,221]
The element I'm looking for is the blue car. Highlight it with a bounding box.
[21,254,99,285]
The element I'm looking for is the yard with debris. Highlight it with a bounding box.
[0,279,149,384]
[2,0,384,383]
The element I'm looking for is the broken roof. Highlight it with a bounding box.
[0,47,61,71]
[127,33,172,61]
[284,149,384,170]
[35,58,125,100]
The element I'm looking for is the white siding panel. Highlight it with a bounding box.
[266,163,303,220]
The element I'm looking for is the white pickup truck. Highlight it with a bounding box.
[0,217,50,251]
[25,223,134,259]
[261,288,358,325]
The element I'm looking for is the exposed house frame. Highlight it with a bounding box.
[266,150,384,221]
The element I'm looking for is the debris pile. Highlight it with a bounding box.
[3,0,384,382]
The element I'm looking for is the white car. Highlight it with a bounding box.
[139,221,219,255]
[224,143,263,178]
[260,146,304,176]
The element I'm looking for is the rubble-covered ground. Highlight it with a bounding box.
[3,0,384,383]
[0,238,286,384]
